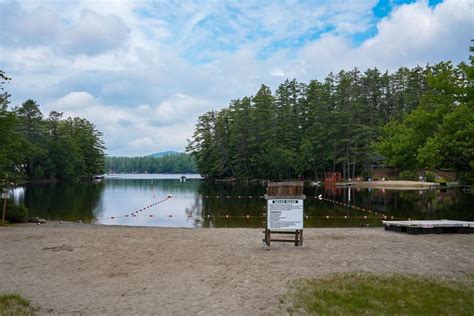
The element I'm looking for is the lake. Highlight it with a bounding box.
[12,174,474,228]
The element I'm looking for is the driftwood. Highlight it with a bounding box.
[28,217,47,224]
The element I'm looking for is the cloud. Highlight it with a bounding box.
[298,0,473,78]
[130,137,153,148]
[150,93,213,126]
[0,0,129,55]
[62,9,130,55]
[0,1,59,45]
[359,0,473,65]
[50,91,96,109]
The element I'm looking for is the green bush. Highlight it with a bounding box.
[361,170,372,180]
[458,171,474,185]
[425,171,436,182]
[5,203,28,223]
[398,170,417,180]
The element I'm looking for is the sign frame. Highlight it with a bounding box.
[267,198,304,231]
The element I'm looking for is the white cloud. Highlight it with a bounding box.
[130,137,153,148]
[298,0,473,78]
[359,0,473,65]
[151,93,213,126]
[50,91,97,110]
[299,34,352,76]
[0,1,130,55]
[61,9,130,55]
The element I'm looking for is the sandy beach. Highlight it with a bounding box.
[1,223,473,315]
[345,180,438,190]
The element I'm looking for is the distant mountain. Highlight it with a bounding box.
[149,151,181,158]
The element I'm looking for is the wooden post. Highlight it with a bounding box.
[265,228,270,246]
[2,195,7,225]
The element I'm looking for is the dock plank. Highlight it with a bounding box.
[382,220,474,234]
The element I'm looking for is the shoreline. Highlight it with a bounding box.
[1,223,473,314]
[338,180,439,190]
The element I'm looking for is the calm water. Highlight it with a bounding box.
[12,174,474,228]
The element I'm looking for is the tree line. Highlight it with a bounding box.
[105,154,197,174]
[187,51,473,182]
[0,71,106,188]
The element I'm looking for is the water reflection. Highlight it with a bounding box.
[15,181,105,221]
[15,174,474,228]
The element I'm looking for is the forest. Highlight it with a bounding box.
[187,51,473,182]
[0,71,106,188]
[106,153,197,174]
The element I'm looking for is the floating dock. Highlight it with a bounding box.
[382,220,474,234]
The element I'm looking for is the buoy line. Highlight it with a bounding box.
[95,213,393,220]
[315,195,397,220]
[93,195,173,222]
[203,195,265,199]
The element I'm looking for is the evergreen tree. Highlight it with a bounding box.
[0,71,106,183]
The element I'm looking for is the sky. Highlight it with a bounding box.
[0,0,473,157]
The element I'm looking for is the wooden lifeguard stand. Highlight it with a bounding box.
[263,182,305,247]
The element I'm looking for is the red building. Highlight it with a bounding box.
[324,172,342,183]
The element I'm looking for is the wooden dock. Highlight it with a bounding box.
[382,220,474,234]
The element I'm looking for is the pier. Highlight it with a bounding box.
[382,220,474,234]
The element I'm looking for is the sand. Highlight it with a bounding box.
[1,223,473,315]
[345,180,438,190]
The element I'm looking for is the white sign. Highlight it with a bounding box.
[1,193,8,199]
[267,199,303,231]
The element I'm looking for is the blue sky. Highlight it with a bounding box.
[0,0,472,156]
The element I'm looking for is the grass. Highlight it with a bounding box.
[0,293,34,315]
[283,273,474,315]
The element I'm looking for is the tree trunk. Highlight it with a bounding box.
[352,160,356,179]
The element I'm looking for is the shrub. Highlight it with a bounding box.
[361,170,372,180]
[398,170,417,180]
[458,171,474,185]
[425,171,436,182]
[5,203,28,223]
[0,293,33,315]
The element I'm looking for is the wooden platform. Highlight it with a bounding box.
[262,230,303,247]
[266,181,304,196]
[382,220,474,234]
